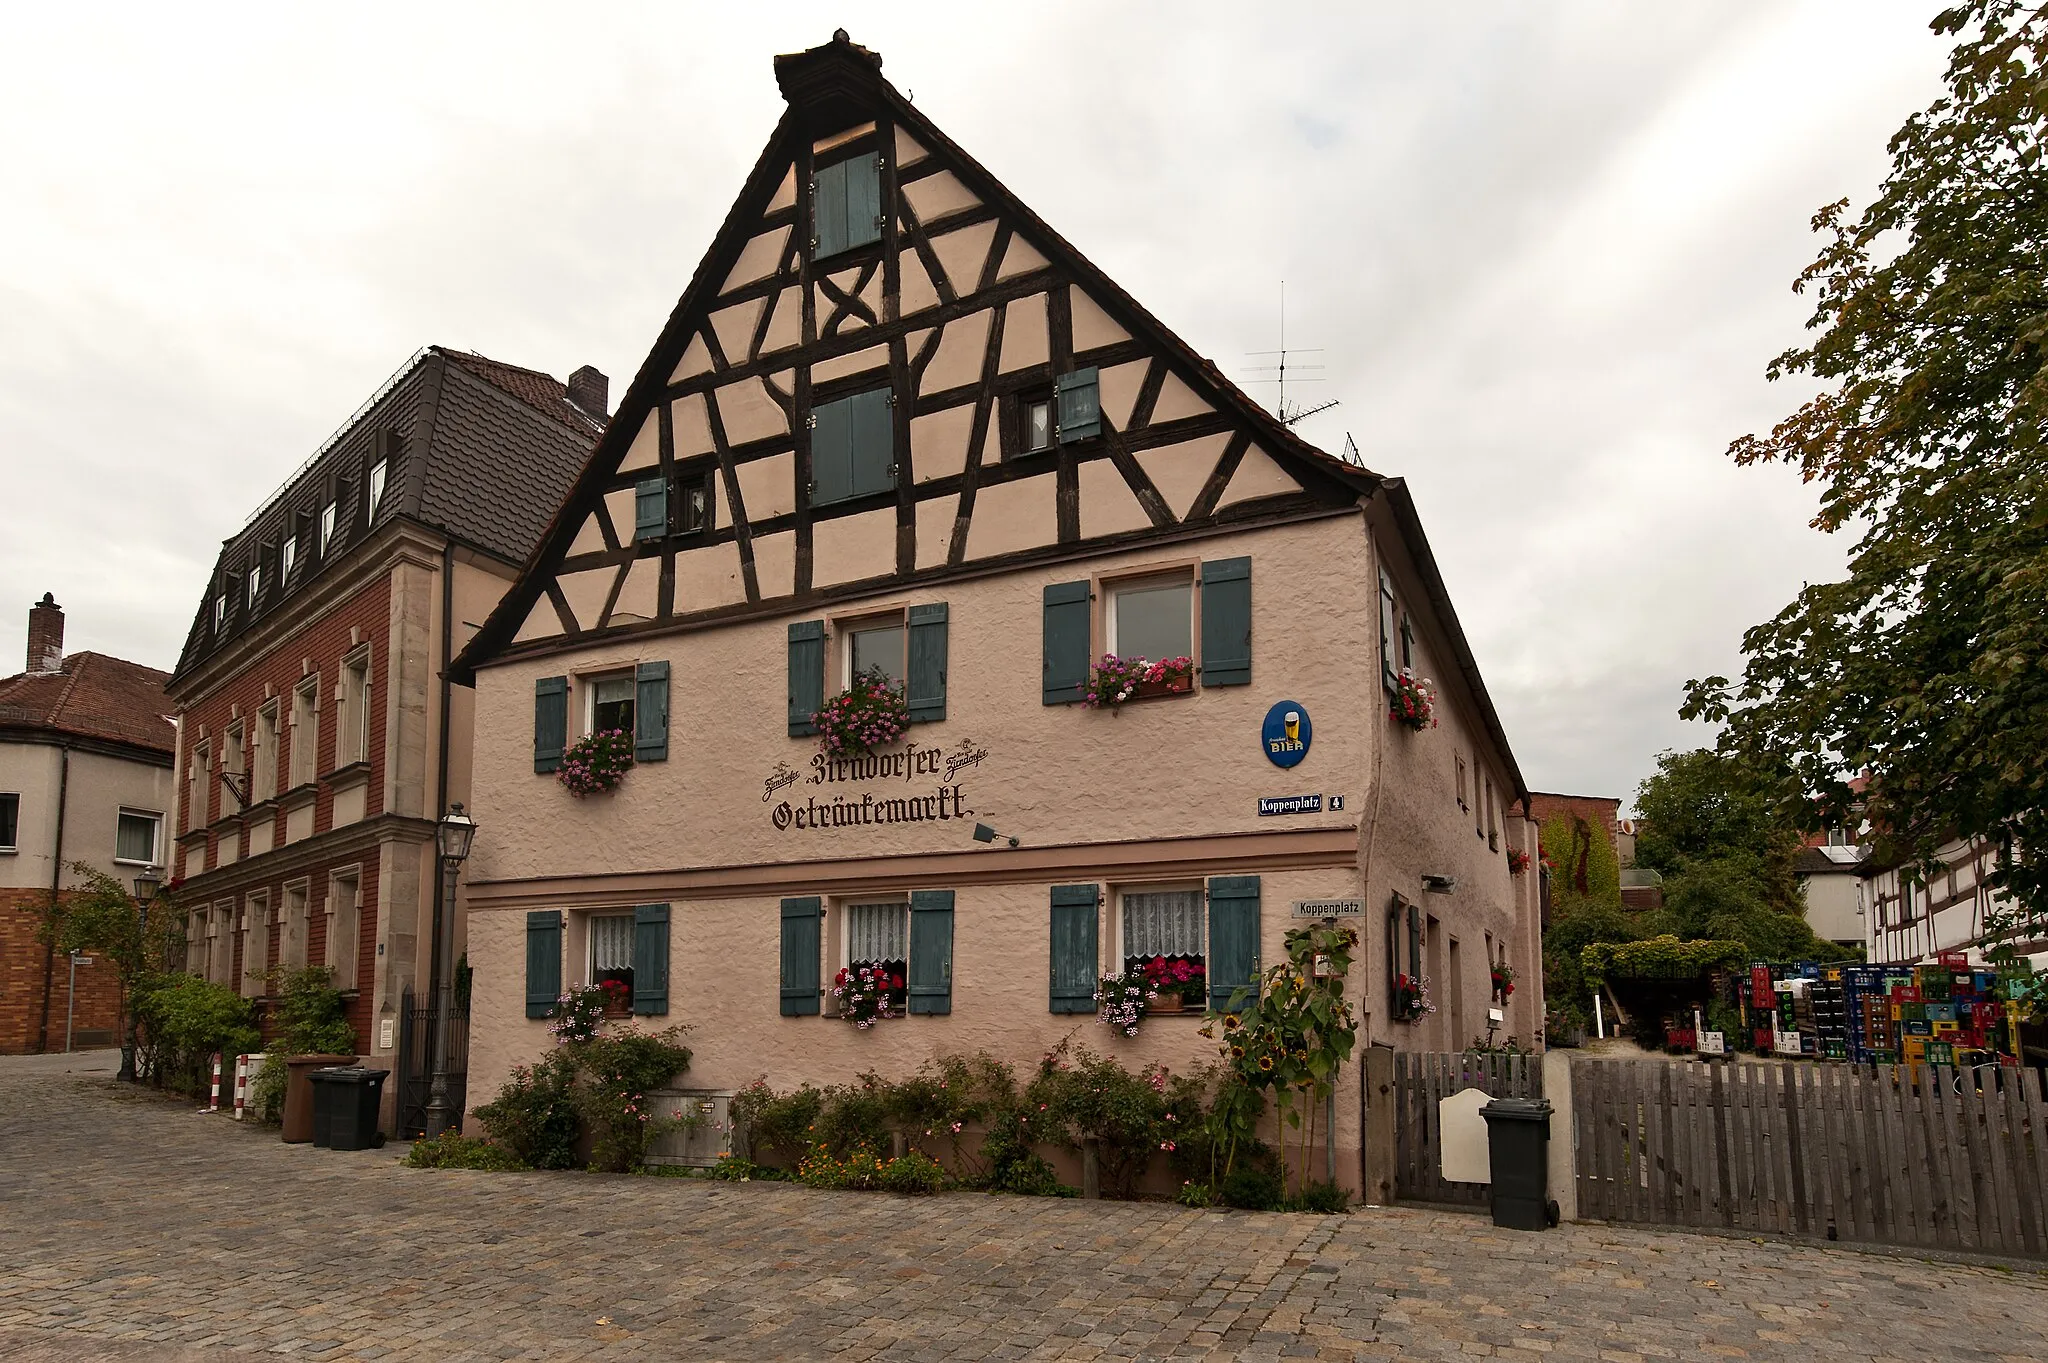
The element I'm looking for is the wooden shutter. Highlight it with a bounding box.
[1049,884,1100,1014]
[908,889,955,1015]
[1379,571,1399,690]
[906,603,948,724]
[524,910,562,1018]
[1200,557,1252,686]
[1407,902,1423,979]
[779,896,822,1016]
[533,676,568,774]
[787,620,825,736]
[848,386,896,498]
[632,903,670,1016]
[814,157,850,257]
[1207,876,1261,1013]
[1041,580,1092,705]
[811,393,855,506]
[635,477,667,543]
[633,660,669,763]
[844,152,883,250]
[1055,366,1101,443]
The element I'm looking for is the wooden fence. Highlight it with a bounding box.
[1391,1051,1542,1205]
[1572,1059,2048,1258]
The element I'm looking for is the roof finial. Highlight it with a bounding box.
[833,27,849,43]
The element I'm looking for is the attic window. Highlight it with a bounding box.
[319,501,338,554]
[813,152,882,259]
[368,458,389,519]
[280,535,297,581]
[1019,393,1053,455]
[247,562,263,606]
[678,470,712,535]
[214,594,228,633]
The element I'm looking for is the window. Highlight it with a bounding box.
[185,744,208,831]
[1053,367,1101,443]
[213,594,228,633]
[1826,826,1849,848]
[1121,887,1206,1002]
[842,900,909,1013]
[847,617,905,687]
[1019,392,1054,455]
[208,902,235,986]
[588,673,635,737]
[115,809,161,865]
[1400,617,1415,671]
[247,562,263,606]
[367,458,389,518]
[319,501,338,553]
[281,882,310,969]
[253,701,278,803]
[1455,756,1468,812]
[1379,571,1399,690]
[280,534,297,582]
[289,677,318,789]
[590,912,637,1012]
[810,385,894,506]
[1108,575,1193,662]
[240,893,269,999]
[326,871,360,988]
[338,649,370,765]
[677,470,712,535]
[813,151,882,259]
[0,792,17,851]
[222,724,245,812]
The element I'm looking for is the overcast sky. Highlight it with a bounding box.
[0,2,1952,808]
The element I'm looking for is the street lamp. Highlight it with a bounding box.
[121,867,163,1082]
[424,804,477,1138]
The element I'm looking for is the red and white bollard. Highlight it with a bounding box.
[232,1053,266,1121]
[206,1052,222,1112]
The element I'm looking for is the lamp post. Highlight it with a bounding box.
[123,866,163,1083]
[425,804,476,1138]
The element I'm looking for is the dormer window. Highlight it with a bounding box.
[812,151,882,259]
[280,535,297,581]
[213,594,228,633]
[319,501,338,553]
[367,458,389,519]
[247,562,263,605]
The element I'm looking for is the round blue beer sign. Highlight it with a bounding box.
[1260,700,1312,768]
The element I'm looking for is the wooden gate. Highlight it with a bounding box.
[1572,1059,2048,1257]
[1392,1051,1542,1205]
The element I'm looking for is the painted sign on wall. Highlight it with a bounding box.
[761,738,987,833]
[1260,700,1312,768]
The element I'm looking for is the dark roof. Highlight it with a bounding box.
[172,347,603,684]
[1796,846,1867,876]
[0,652,175,757]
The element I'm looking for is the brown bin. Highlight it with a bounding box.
[282,1054,357,1142]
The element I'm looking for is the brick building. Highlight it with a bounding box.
[1,595,176,1053]
[166,347,602,1128]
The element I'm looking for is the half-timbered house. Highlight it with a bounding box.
[452,32,1542,1194]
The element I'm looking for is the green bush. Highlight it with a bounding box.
[573,1027,694,1173]
[134,975,260,1096]
[1174,1180,1214,1209]
[1288,1179,1348,1214]
[1219,1162,1285,1211]
[877,1150,948,1195]
[813,1076,894,1158]
[796,1144,889,1190]
[475,1052,581,1169]
[730,1079,824,1169]
[708,1155,782,1182]
[248,1053,288,1124]
[1026,1043,1171,1199]
[265,965,356,1055]
[404,1132,528,1171]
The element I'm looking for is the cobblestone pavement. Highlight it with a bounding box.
[3,1063,2045,1362]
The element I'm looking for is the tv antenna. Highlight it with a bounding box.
[1245,281,1339,427]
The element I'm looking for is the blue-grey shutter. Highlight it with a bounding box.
[814,157,850,258]
[787,620,824,736]
[1049,884,1099,1014]
[1200,557,1252,687]
[811,393,855,507]
[1380,572,1400,691]
[533,677,568,774]
[1041,580,1092,705]
[779,896,822,1016]
[525,910,562,1018]
[844,152,883,251]
[849,386,896,498]
[635,477,667,543]
[1055,366,1101,443]
[632,903,670,1015]
[1207,876,1261,1014]
[633,660,669,763]
[908,889,955,1015]
[906,603,948,724]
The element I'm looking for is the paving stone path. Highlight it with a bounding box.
[2,1056,2045,1361]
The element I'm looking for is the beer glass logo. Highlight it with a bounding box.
[1261,700,1311,769]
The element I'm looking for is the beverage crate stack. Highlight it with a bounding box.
[1813,970,1850,1060]
[1749,964,1776,1054]
[1842,966,1883,1062]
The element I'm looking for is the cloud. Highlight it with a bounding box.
[0,1,1950,805]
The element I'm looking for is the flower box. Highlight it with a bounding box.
[1150,993,1185,1014]
[1080,655,1195,711]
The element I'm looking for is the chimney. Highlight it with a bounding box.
[27,593,63,674]
[567,366,609,419]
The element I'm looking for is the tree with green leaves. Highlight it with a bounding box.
[1684,2,2048,938]
[39,863,185,1082]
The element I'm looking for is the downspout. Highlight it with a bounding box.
[36,746,71,1053]
[429,540,454,995]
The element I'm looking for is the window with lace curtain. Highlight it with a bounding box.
[844,900,908,1010]
[1120,885,1207,1007]
[590,913,636,1013]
